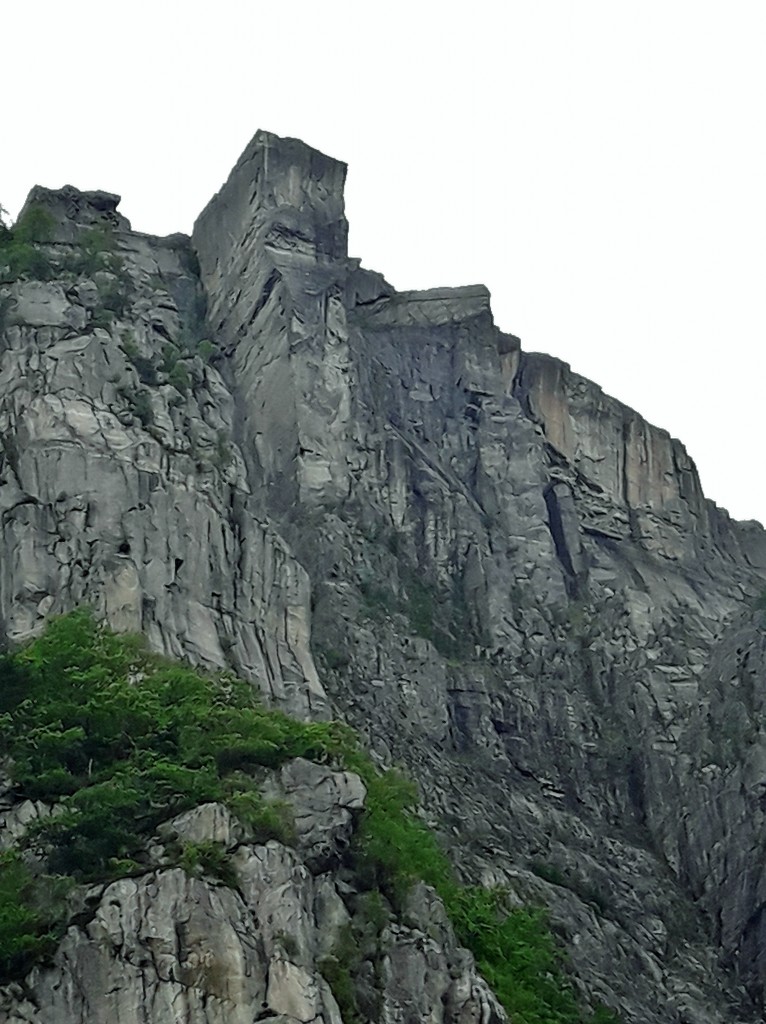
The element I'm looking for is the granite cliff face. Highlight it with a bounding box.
[1,130,765,1023]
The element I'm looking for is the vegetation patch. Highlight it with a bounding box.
[177,841,238,888]
[318,923,364,1024]
[66,226,119,277]
[359,566,473,660]
[0,293,15,333]
[0,851,71,981]
[0,206,56,283]
[0,612,619,1021]
[0,611,349,882]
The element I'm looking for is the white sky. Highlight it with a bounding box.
[3,0,764,525]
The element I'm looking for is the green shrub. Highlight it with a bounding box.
[178,842,238,888]
[359,561,473,659]
[0,294,14,333]
[66,226,116,276]
[0,610,351,884]
[359,580,396,618]
[98,279,130,319]
[318,924,364,1024]
[12,207,55,245]
[179,291,208,352]
[214,431,233,469]
[160,342,181,373]
[344,740,618,1022]
[129,391,154,427]
[196,339,216,361]
[0,207,56,283]
[168,361,191,395]
[224,791,296,845]
[0,851,71,981]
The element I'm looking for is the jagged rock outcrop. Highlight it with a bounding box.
[0,186,325,716]
[0,778,504,1024]
[1,129,766,1022]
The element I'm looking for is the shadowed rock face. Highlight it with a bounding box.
[1,130,766,1022]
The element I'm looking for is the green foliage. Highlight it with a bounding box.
[168,361,191,395]
[129,390,155,427]
[120,334,140,360]
[344,753,618,1022]
[755,587,766,616]
[359,579,396,618]
[196,339,216,361]
[0,851,71,980]
[179,290,208,352]
[159,342,194,396]
[359,559,473,660]
[0,206,56,283]
[98,278,131,319]
[318,924,364,1024]
[66,226,117,276]
[346,759,452,903]
[401,571,473,660]
[214,431,233,469]
[0,293,15,333]
[133,356,159,385]
[0,610,351,883]
[224,791,296,844]
[12,207,55,245]
[448,889,585,1024]
[160,342,181,373]
[119,335,157,385]
[178,841,238,888]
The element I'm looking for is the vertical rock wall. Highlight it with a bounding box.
[1,129,765,1020]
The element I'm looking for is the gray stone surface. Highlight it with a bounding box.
[0,195,326,718]
[1,131,766,1021]
[0,779,505,1024]
[277,757,366,870]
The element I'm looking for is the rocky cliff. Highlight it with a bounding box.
[1,130,765,1023]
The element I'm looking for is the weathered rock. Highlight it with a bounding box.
[276,758,366,870]
[0,193,326,718]
[18,184,131,243]
[1,131,765,1022]
[0,787,504,1024]
[157,802,245,848]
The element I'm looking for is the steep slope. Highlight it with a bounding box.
[1,130,765,1022]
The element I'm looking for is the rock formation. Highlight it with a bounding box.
[1,129,765,1022]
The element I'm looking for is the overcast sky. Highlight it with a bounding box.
[4,1,764,525]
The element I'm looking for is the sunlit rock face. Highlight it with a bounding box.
[1,129,766,1021]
